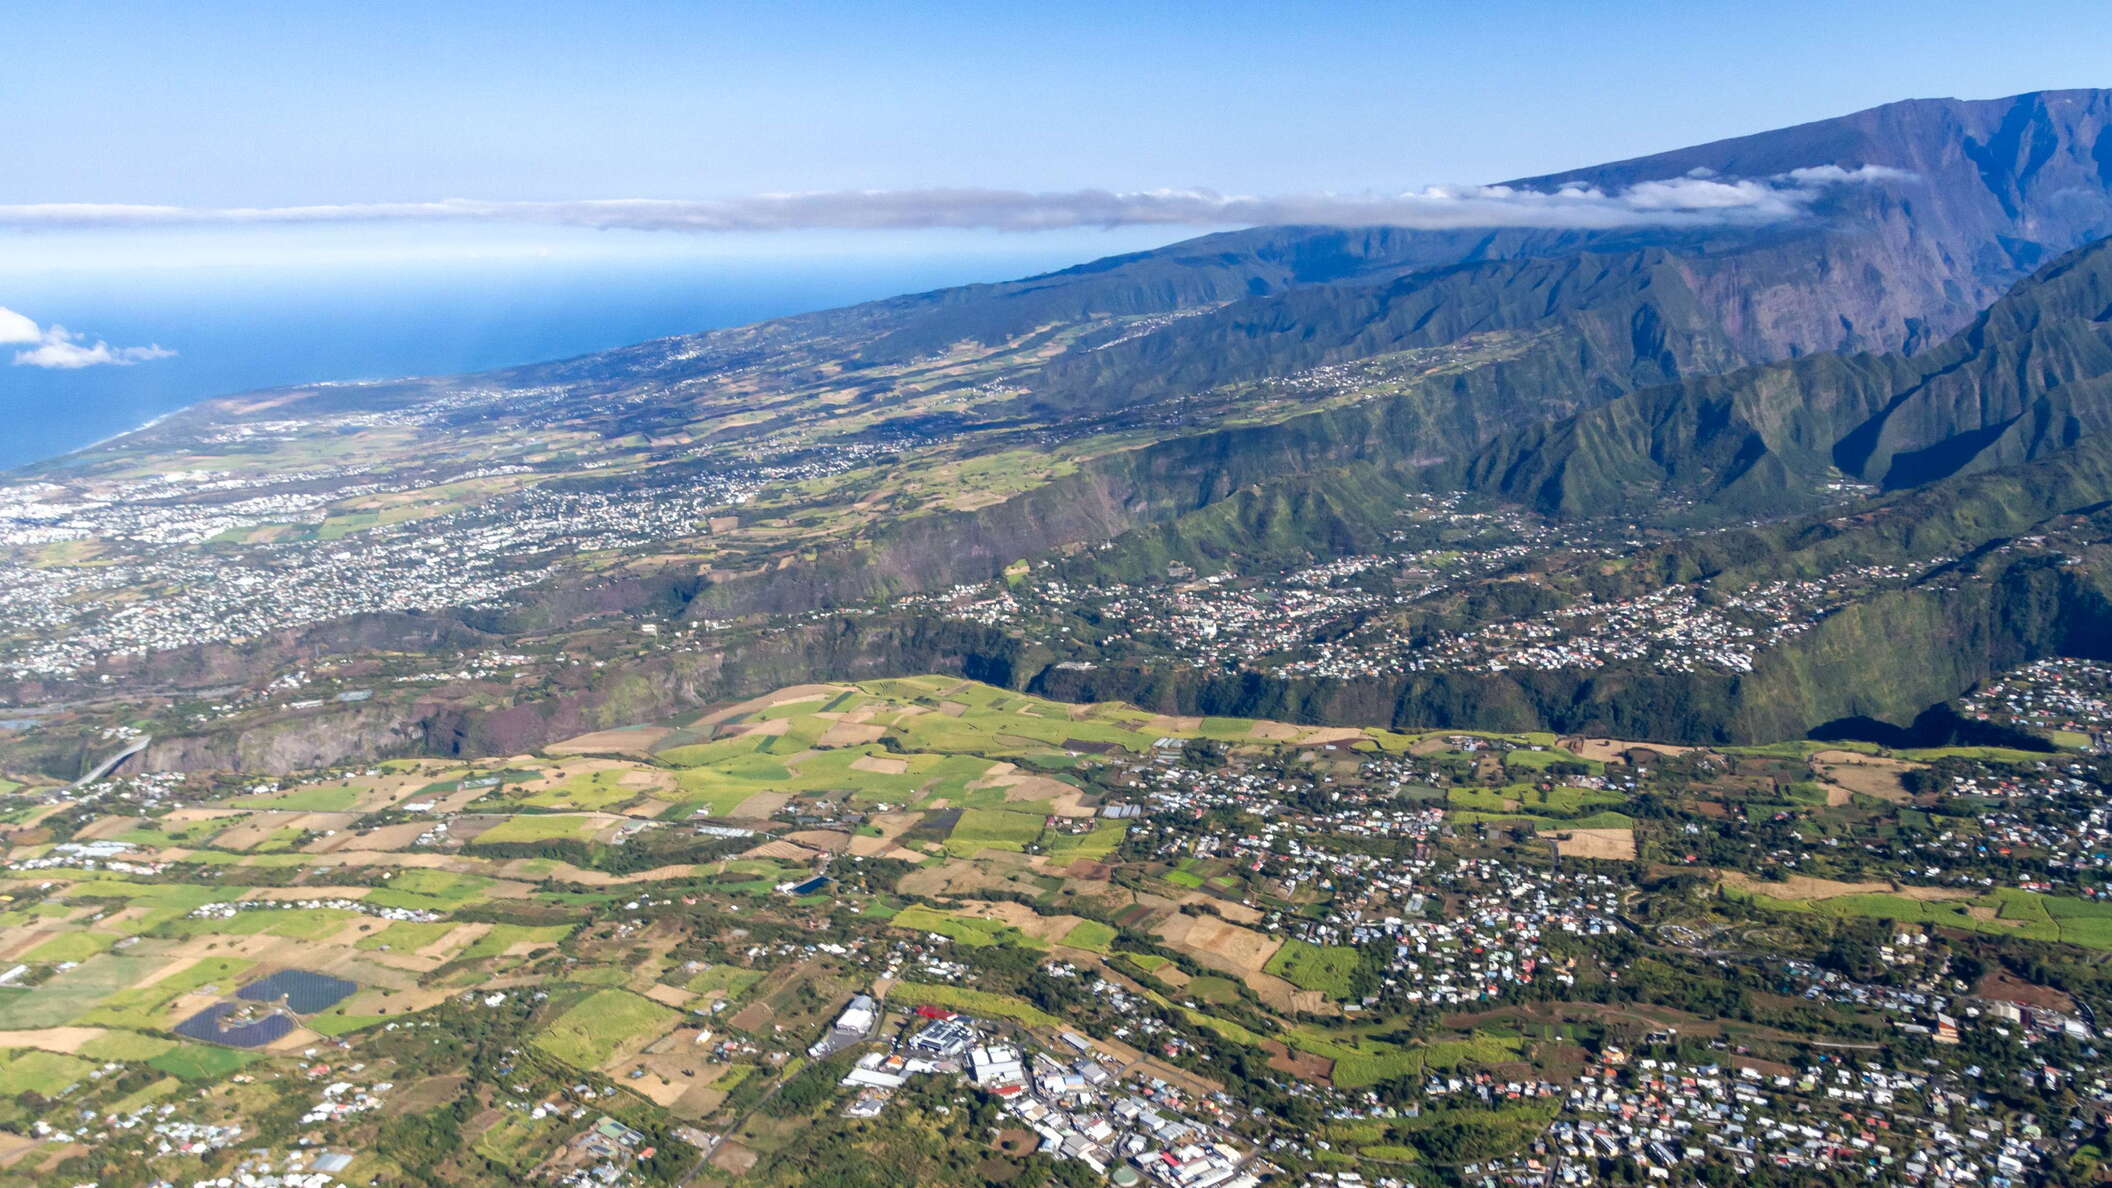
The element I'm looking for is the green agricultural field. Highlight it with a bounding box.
[459,923,574,961]
[1446,782,1626,818]
[707,751,794,781]
[1285,1027,1420,1088]
[1324,1120,1389,1146]
[519,768,647,811]
[108,1076,183,1115]
[1722,740,1880,760]
[648,680,1387,831]
[315,510,382,540]
[42,879,234,928]
[1151,992,1266,1047]
[0,953,170,1028]
[80,1030,178,1061]
[472,814,603,845]
[1522,785,1627,814]
[758,717,827,755]
[167,907,359,941]
[533,989,679,1069]
[227,783,364,812]
[211,852,315,870]
[657,733,775,768]
[667,769,770,817]
[365,869,495,911]
[858,679,1174,758]
[901,755,1006,808]
[943,808,1045,856]
[1422,1033,1524,1070]
[149,1044,262,1080]
[474,1106,565,1170]
[891,705,1153,759]
[354,920,459,952]
[669,739,997,817]
[885,982,1062,1029]
[685,964,765,998]
[1265,940,1364,997]
[1183,1009,1265,1046]
[115,817,229,848]
[1044,821,1128,862]
[1894,746,2058,765]
[1060,919,1117,953]
[0,1049,96,1095]
[1732,885,2112,950]
[1450,808,1634,830]
[814,689,866,715]
[1502,749,1601,773]
[891,905,1045,948]
[309,1010,392,1037]
[1447,787,1516,813]
[22,930,116,963]
[707,857,807,897]
[80,957,253,1029]
[713,1063,758,1093]
[1196,717,1261,741]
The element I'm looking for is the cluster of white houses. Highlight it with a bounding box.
[828,995,1262,1188]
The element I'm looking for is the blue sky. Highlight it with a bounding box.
[10,0,2110,209]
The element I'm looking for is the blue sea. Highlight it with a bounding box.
[0,238,1166,471]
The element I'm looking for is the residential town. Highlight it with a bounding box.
[1,673,2109,1187]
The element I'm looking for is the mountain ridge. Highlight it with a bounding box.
[71,87,2112,465]
[10,89,2112,773]
[1445,235,2112,516]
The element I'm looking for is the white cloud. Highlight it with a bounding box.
[0,166,1913,235]
[0,306,42,345]
[0,308,175,369]
[1780,164,1915,186]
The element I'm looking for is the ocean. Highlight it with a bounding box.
[0,242,1147,471]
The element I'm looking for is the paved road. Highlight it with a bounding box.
[74,734,150,787]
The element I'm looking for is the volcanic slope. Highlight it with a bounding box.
[9,92,2112,772]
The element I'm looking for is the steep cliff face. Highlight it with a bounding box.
[1447,238,2112,517]
[142,704,439,774]
[1836,240,2112,486]
[1524,89,2112,350]
[1031,246,1775,418]
[1024,92,2112,419]
[109,555,2108,778]
[1522,90,2112,244]
[885,92,2112,384]
[1028,549,2112,745]
[122,617,1045,777]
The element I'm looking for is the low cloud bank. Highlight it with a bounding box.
[0,166,1911,235]
[0,307,175,369]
